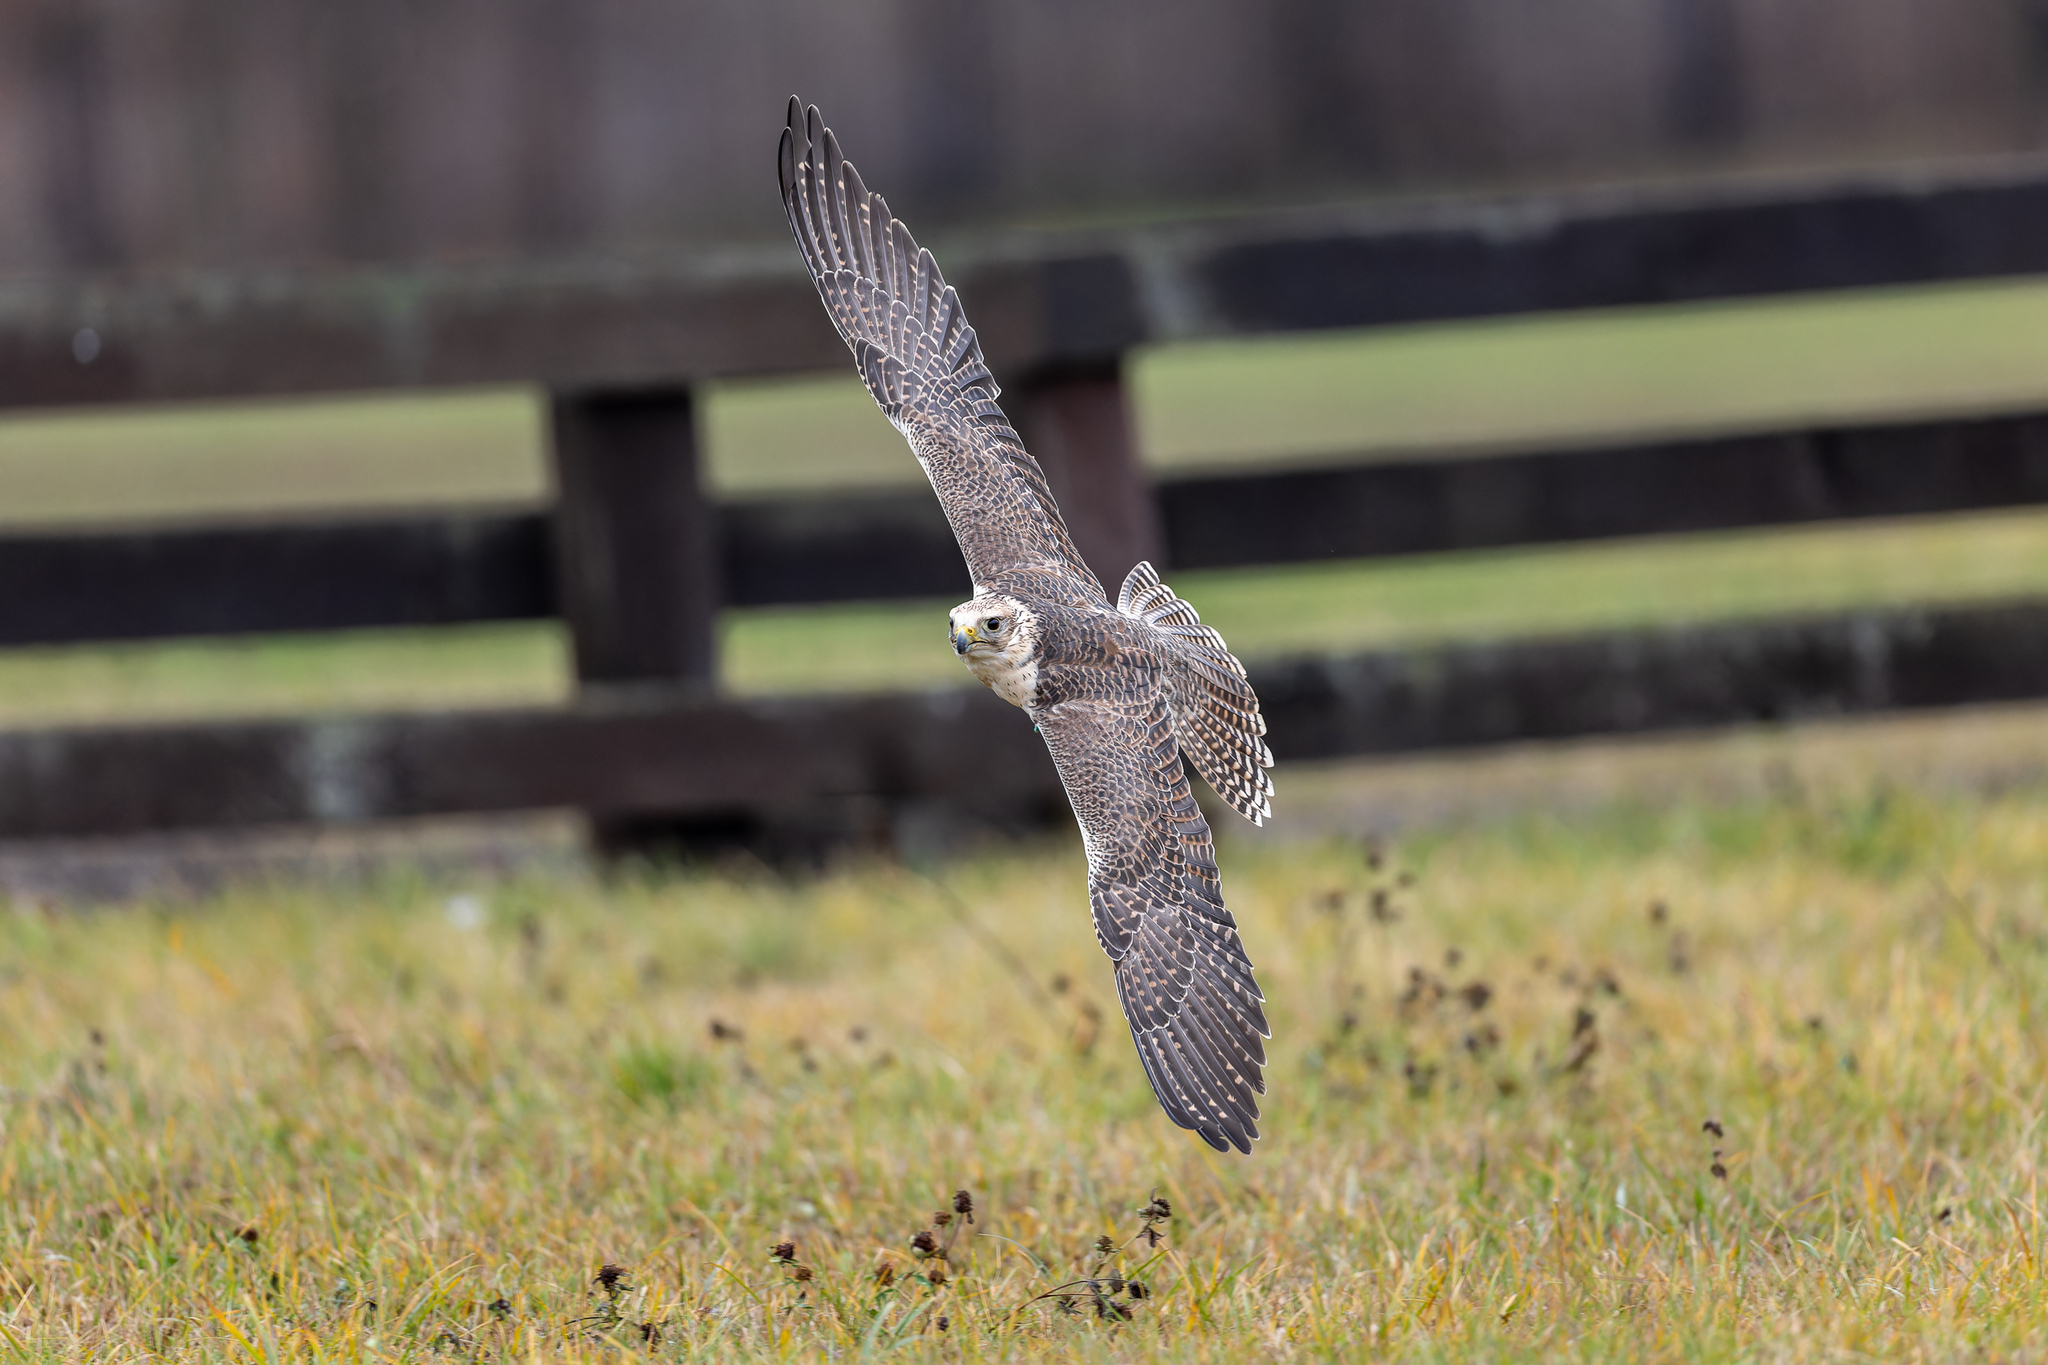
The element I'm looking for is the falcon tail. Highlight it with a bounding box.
[1118,562,1275,826]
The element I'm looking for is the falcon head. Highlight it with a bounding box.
[948,595,1041,708]
[949,595,1035,658]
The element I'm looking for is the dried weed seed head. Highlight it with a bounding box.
[1018,1197,1167,1325]
[769,1241,797,1264]
[910,1230,939,1257]
[954,1190,975,1222]
[1137,1194,1173,1247]
[593,1264,629,1296]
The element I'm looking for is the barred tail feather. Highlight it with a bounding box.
[1118,562,1275,825]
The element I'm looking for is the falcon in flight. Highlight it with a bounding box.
[778,100,1276,1153]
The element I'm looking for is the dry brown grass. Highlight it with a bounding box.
[4,778,2048,1360]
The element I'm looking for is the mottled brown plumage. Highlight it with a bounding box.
[779,99,1274,1153]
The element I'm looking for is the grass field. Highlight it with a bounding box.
[5,778,2048,1360]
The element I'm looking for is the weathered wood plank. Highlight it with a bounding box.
[0,512,552,647]
[5,599,2048,840]
[1158,409,2048,568]
[0,253,1140,408]
[1196,173,2048,334]
[0,687,1054,839]
[8,408,2048,647]
[720,492,963,607]
[8,160,2048,407]
[1255,601,2048,759]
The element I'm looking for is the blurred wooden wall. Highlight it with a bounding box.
[2,0,2045,276]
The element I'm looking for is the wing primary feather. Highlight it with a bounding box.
[803,123,839,282]
[1158,1019,1251,1152]
[840,162,871,281]
[777,127,799,237]
[1164,1011,1259,1135]
[867,194,890,301]
[1171,987,1262,1111]
[1145,1030,1231,1151]
[909,235,933,354]
[1185,983,1268,1082]
[1132,1028,1202,1135]
[779,116,828,287]
[802,111,831,264]
[819,128,847,270]
[936,288,966,364]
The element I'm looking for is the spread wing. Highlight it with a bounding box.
[778,98,1102,606]
[1036,682,1270,1154]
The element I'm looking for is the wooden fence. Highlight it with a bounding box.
[11,156,2048,848]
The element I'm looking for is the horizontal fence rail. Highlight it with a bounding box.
[15,160,2048,851]
[6,157,2048,408]
[6,597,2047,842]
[10,406,2048,647]
[0,513,552,645]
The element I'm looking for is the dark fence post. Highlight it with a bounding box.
[548,384,724,857]
[1012,359,1162,591]
[547,386,718,691]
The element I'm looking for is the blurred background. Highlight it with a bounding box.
[7,0,2048,270]
[11,0,2048,889]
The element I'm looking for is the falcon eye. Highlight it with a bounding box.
[984,618,1003,633]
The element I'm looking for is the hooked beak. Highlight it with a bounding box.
[950,623,977,656]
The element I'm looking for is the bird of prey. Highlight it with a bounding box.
[778,99,1276,1154]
